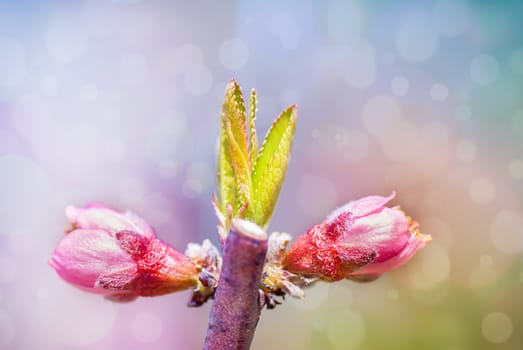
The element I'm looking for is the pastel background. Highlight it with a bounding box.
[1,0,522,349]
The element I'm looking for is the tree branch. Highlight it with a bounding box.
[203,219,268,350]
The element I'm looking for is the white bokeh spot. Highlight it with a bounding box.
[470,54,499,85]
[270,12,301,50]
[490,210,523,254]
[430,83,449,102]
[508,159,523,179]
[391,75,409,96]
[482,312,513,344]
[343,38,377,89]
[396,11,438,63]
[218,38,249,70]
[468,177,495,205]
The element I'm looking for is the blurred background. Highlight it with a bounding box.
[1,0,522,349]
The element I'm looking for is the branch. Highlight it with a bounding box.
[203,219,268,350]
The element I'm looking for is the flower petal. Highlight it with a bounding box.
[327,192,395,221]
[350,233,429,276]
[346,207,410,263]
[65,204,155,238]
[95,263,138,291]
[50,229,135,293]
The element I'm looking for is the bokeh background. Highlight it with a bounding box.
[1,0,522,349]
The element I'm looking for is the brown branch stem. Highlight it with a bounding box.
[203,219,268,350]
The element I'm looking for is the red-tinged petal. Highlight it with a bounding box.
[95,263,138,291]
[283,224,376,281]
[349,233,431,276]
[336,244,377,272]
[284,192,431,281]
[122,211,156,238]
[327,192,395,221]
[49,229,136,293]
[344,207,410,263]
[115,230,150,258]
[134,239,198,296]
[64,204,155,239]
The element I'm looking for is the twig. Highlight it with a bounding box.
[203,219,268,350]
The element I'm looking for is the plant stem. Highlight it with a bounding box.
[203,219,268,350]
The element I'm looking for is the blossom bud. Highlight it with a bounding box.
[283,192,431,281]
[50,204,198,300]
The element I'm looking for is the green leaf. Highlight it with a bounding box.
[248,89,258,170]
[217,80,253,219]
[252,105,297,229]
[224,116,254,218]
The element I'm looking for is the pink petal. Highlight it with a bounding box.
[65,203,115,224]
[123,210,156,238]
[95,264,138,291]
[345,207,410,263]
[115,230,150,258]
[65,204,155,239]
[350,233,429,276]
[327,192,395,221]
[49,229,135,293]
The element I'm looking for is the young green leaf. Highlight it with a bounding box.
[217,80,253,220]
[224,116,254,218]
[252,105,297,229]
[217,89,237,215]
[248,89,258,169]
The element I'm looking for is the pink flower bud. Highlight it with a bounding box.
[283,192,431,281]
[50,204,198,300]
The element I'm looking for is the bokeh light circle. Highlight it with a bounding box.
[468,177,495,205]
[408,243,450,290]
[430,83,449,102]
[470,54,499,85]
[490,210,523,254]
[395,11,438,63]
[391,75,409,96]
[269,12,300,50]
[481,312,513,343]
[218,38,249,70]
[508,159,523,179]
[343,38,377,89]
